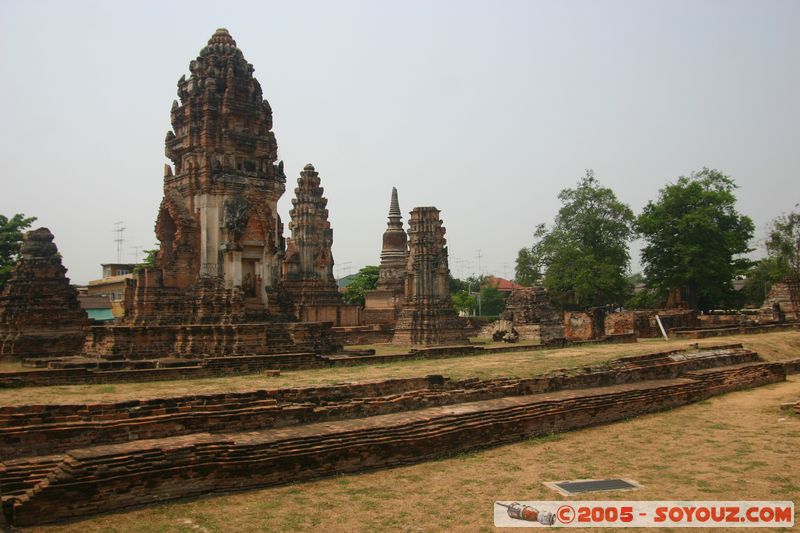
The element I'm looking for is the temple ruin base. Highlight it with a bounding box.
[1,344,788,526]
[83,322,339,358]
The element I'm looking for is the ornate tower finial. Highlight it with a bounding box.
[208,28,237,46]
[389,187,401,218]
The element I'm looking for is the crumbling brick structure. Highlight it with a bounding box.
[1,344,784,526]
[495,284,565,343]
[364,187,408,325]
[85,29,337,356]
[760,277,800,322]
[0,228,89,361]
[392,207,467,345]
[281,164,360,325]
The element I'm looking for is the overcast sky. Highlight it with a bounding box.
[1,0,798,284]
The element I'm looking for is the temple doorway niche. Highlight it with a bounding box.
[242,259,257,298]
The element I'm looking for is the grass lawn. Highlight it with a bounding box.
[29,374,800,532]
[1,331,798,406]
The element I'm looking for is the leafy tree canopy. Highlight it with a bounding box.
[479,285,507,316]
[342,265,379,305]
[451,289,477,315]
[133,246,159,273]
[514,247,541,286]
[0,213,37,289]
[766,206,800,278]
[525,170,635,309]
[637,168,754,311]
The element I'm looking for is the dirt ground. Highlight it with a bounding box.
[27,375,799,532]
[2,331,799,406]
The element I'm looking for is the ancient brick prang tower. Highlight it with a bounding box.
[160,27,286,303]
[121,28,289,325]
[0,228,88,360]
[392,207,467,345]
[364,187,408,325]
[84,29,339,356]
[281,164,360,325]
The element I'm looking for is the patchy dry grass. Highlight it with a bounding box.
[29,376,800,532]
[0,331,798,406]
[0,361,36,372]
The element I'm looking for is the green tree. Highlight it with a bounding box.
[739,257,787,307]
[527,170,635,309]
[342,265,379,305]
[514,247,541,286]
[447,273,468,295]
[739,206,800,306]
[133,246,159,273]
[637,168,754,311]
[0,213,37,289]
[478,285,507,316]
[451,289,477,315]
[766,206,800,278]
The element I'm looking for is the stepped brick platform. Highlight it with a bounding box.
[83,321,338,359]
[1,334,637,388]
[0,345,786,526]
[671,322,799,339]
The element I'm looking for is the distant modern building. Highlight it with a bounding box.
[87,263,136,318]
[78,295,115,322]
[485,276,526,293]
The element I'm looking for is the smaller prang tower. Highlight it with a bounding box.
[281,164,360,325]
[0,228,89,360]
[363,188,408,324]
[392,207,467,345]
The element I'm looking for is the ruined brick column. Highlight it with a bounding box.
[0,228,89,360]
[392,207,467,345]
[363,187,408,325]
[499,285,565,343]
[281,164,359,325]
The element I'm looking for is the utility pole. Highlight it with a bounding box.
[130,245,143,264]
[113,221,126,263]
[476,249,483,277]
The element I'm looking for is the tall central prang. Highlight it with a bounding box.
[161,28,286,306]
[84,29,340,357]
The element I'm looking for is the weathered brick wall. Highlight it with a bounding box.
[0,345,761,460]
[563,311,600,341]
[605,312,636,335]
[331,324,394,345]
[5,357,784,526]
[672,322,800,339]
[84,322,339,358]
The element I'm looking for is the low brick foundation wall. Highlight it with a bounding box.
[84,322,339,358]
[0,346,759,459]
[671,322,800,339]
[1,335,634,388]
[331,324,394,345]
[4,354,784,526]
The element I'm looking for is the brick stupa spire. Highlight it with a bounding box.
[0,228,88,360]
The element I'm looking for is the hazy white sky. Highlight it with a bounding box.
[1,0,798,284]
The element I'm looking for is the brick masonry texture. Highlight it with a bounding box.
[0,344,786,526]
[0,229,89,361]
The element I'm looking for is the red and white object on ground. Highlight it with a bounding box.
[494,501,794,528]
